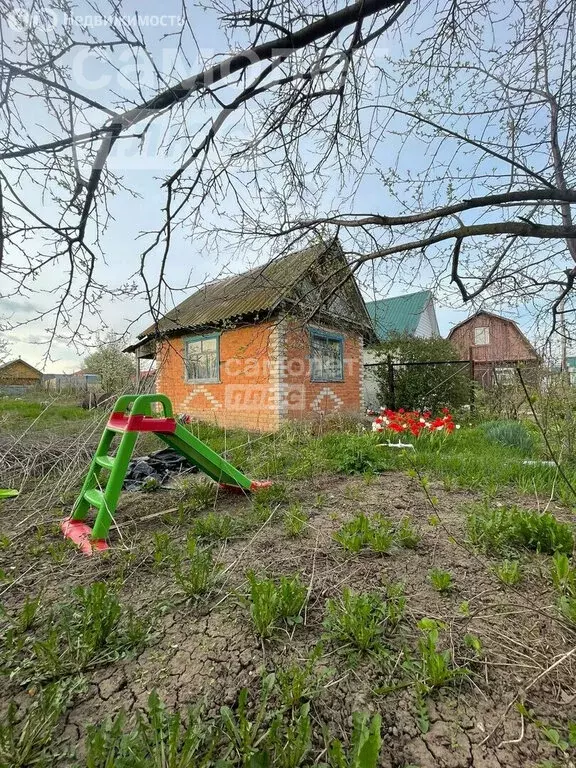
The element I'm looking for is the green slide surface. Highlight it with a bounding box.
[156,423,252,489]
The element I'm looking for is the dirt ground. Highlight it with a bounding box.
[1,470,575,767]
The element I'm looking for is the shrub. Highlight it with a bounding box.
[467,505,574,555]
[373,334,470,411]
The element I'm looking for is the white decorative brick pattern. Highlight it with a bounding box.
[182,386,223,410]
[311,387,344,413]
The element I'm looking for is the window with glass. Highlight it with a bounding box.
[310,330,344,381]
[474,326,490,345]
[184,335,219,382]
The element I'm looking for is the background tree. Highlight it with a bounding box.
[375,335,470,411]
[83,335,136,394]
[0,0,575,354]
[0,336,11,365]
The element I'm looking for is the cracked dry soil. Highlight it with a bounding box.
[1,471,576,767]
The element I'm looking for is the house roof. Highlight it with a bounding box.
[0,358,43,376]
[130,241,373,346]
[447,310,539,357]
[364,290,432,342]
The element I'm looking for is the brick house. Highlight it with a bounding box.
[448,310,539,386]
[126,242,375,431]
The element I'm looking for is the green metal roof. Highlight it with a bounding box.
[567,357,576,367]
[364,290,432,342]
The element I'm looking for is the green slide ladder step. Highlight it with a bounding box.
[94,455,115,470]
[62,394,270,555]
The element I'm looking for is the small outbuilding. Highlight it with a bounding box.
[0,358,43,390]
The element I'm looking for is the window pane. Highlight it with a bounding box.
[310,333,343,381]
[202,338,217,352]
[186,338,218,380]
[474,327,489,345]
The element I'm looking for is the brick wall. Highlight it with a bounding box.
[155,319,364,431]
[282,321,363,421]
[156,322,280,432]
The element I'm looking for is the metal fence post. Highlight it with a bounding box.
[387,354,396,410]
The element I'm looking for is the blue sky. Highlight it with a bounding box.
[0,0,545,371]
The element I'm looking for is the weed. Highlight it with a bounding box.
[333,513,370,553]
[414,684,430,734]
[458,601,470,616]
[558,595,576,625]
[494,559,523,586]
[428,568,454,594]
[333,513,415,555]
[284,503,308,538]
[395,518,421,549]
[274,647,330,710]
[415,619,467,691]
[383,583,407,627]
[191,512,243,541]
[324,712,382,768]
[174,539,220,599]
[277,576,308,624]
[7,583,153,683]
[550,552,576,594]
[323,589,388,653]
[152,532,181,570]
[15,593,42,632]
[220,674,276,765]
[334,434,386,475]
[0,680,81,767]
[141,476,162,493]
[368,516,395,554]
[85,690,217,767]
[246,572,307,638]
[463,634,483,656]
[467,504,573,555]
[179,477,217,511]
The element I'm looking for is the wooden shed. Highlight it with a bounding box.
[448,311,539,387]
[0,358,43,387]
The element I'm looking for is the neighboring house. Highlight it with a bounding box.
[448,310,539,386]
[126,241,375,431]
[566,357,576,385]
[0,358,43,392]
[362,290,440,408]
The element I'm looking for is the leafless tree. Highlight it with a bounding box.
[0,0,575,350]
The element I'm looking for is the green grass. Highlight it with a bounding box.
[0,395,92,430]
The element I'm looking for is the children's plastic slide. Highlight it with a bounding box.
[61,394,271,555]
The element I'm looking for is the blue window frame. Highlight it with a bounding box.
[309,328,344,382]
[184,333,220,383]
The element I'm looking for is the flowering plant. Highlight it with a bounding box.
[370,407,460,437]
